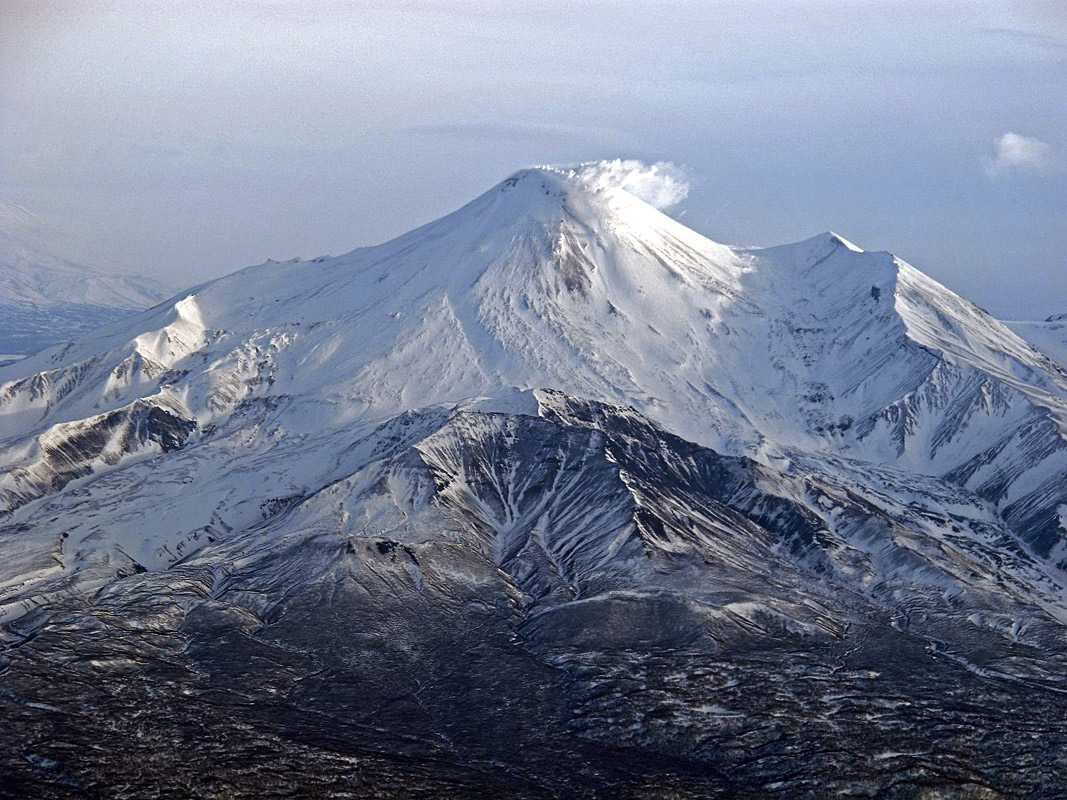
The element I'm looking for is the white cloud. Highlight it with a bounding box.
[986,132,1055,176]
[566,159,690,209]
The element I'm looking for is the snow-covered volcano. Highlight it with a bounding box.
[2,166,1064,559]
[3,165,1067,796]
[0,201,170,355]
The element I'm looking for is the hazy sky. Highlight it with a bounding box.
[3,1,1065,318]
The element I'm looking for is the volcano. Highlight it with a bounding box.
[2,165,1066,798]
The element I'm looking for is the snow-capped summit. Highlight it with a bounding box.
[0,200,171,355]
[0,165,1065,560]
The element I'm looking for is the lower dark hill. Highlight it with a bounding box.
[2,393,1065,798]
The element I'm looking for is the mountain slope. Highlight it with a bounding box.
[0,201,171,355]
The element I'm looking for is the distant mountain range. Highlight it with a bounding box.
[0,201,171,356]
[2,166,1066,798]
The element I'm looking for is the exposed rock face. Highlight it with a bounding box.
[1,168,1066,797]
[0,399,196,512]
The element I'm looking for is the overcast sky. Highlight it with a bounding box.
[3,1,1065,318]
